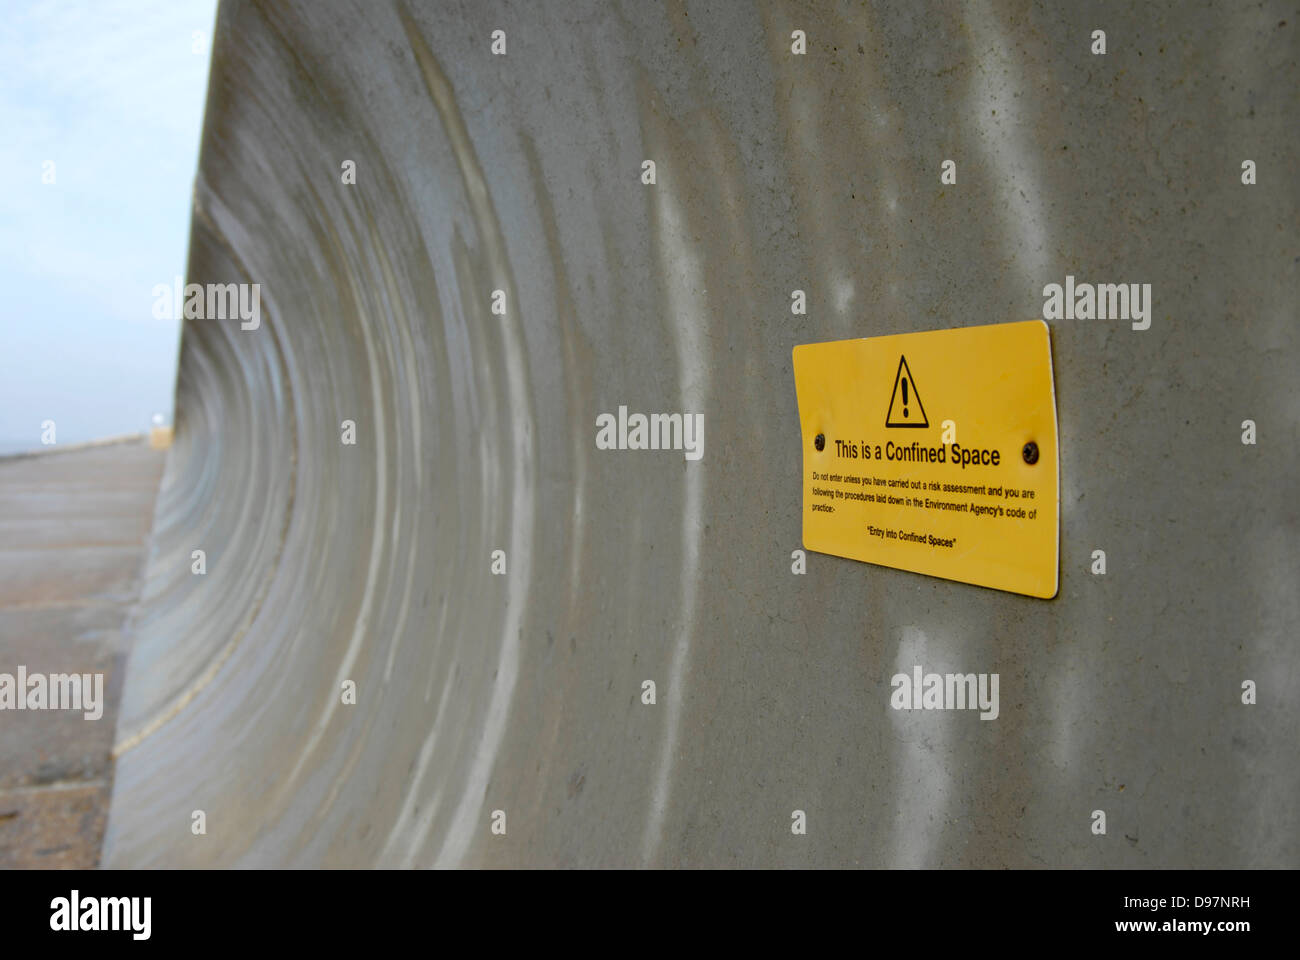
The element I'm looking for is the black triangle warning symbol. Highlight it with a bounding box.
[885,355,928,428]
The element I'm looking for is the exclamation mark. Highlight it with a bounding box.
[902,377,909,418]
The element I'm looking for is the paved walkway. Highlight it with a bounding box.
[0,439,164,867]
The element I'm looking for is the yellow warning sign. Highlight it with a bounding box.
[792,320,1059,598]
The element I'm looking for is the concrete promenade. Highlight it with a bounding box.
[0,440,164,867]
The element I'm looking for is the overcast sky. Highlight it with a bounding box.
[0,0,217,454]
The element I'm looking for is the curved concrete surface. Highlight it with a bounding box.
[104,1,1299,867]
